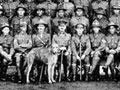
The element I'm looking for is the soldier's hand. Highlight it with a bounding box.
[59,47,66,51]
[91,51,95,57]
[81,54,85,60]
[65,51,69,56]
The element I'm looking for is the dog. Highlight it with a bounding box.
[26,43,59,84]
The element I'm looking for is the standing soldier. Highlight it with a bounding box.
[0,24,14,81]
[93,9,109,34]
[71,0,92,15]
[57,0,74,18]
[103,22,120,81]
[32,8,51,33]
[36,0,57,18]
[91,0,109,16]
[0,5,9,29]
[52,20,71,81]
[13,21,32,83]
[89,20,105,80]
[70,6,89,33]
[3,0,19,19]
[71,23,91,81]
[52,7,70,34]
[11,4,31,35]
[109,5,120,34]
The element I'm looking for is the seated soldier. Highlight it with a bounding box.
[13,22,32,83]
[103,22,120,81]
[89,20,105,80]
[52,20,71,81]
[71,23,91,81]
[0,24,14,81]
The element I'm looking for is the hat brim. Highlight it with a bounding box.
[16,6,27,11]
[74,7,84,12]
[34,23,48,29]
[1,26,12,30]
[106,25,119,30]
[56,8,66,12]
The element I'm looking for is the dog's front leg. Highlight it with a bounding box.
[48,62,52,84]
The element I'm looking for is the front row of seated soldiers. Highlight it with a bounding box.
[0,19,120,82]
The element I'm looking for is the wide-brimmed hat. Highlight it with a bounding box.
[74,5,84,12]
[1,23,12,31]
[106,22,119,30]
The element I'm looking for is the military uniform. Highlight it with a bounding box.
[92,0,109,15]
[111,0,120,8]
[71,33,91,80]
[36,1,57,17]
[70,15,89,27]
[0,25,14,81]
[71,0,91,14]
[3,0,19,18]
[89,33,105,74]
[13,30,32,82]
[52,28,71,80]
[58,1,74,18]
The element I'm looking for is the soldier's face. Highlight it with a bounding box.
[93,27,100,34]
[37,10,43,16]
[17,8,25,16]
[76,9,83,16]
[64,0,69,2]
[109,26,116,34]
[58,24,66,32]
[97,14,103,19]
[76,24,84,35]
[2,27,10,35]
[58,10,64,17]
[27,0,32,2]
[20,26,27,32]
[37,24,45,33]
[113,9,120,14]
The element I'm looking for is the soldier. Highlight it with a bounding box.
[0,24,14,81]
[26,20,51,83]
[13,22,32,83]
[58,0,74,18]
[93,9,109,34]
[71,0,92,14]
[32,8,51,33]
[70,5,89,33]
[36,0,57,18]
[52,20,71,81]
[71,23,91,81]
[91,0,109,16]
[3,0,19,18]
[11,4,31,35]
[52,7,70,34]
[109,5,120,34]
[0,5,9,29]
[103,22,120,81]
[89,20,105,80]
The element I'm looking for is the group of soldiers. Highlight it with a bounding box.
[0,0,120,83]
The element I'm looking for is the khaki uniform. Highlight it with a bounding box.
[3,1,19,18]
[89,33,105,74]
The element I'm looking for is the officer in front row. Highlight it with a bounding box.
[103,22,120,81]
[0,24,14,81]
[89,20,105,80]
[71,23,91,81]
[52,20,71,81]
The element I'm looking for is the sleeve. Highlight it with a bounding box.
[115,36,120,53]
[71,36,78,57]
[67,34,72,54]
[83,36,91,56]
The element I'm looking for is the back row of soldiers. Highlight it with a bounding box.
[0,0,120,82]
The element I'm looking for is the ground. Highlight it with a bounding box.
[0,81,120,90]
[0,66,119,90]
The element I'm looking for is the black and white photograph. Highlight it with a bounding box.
[0,0,119,90]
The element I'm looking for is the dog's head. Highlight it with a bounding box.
[51,43,59,54]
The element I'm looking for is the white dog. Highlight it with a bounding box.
[26,43,59,84]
